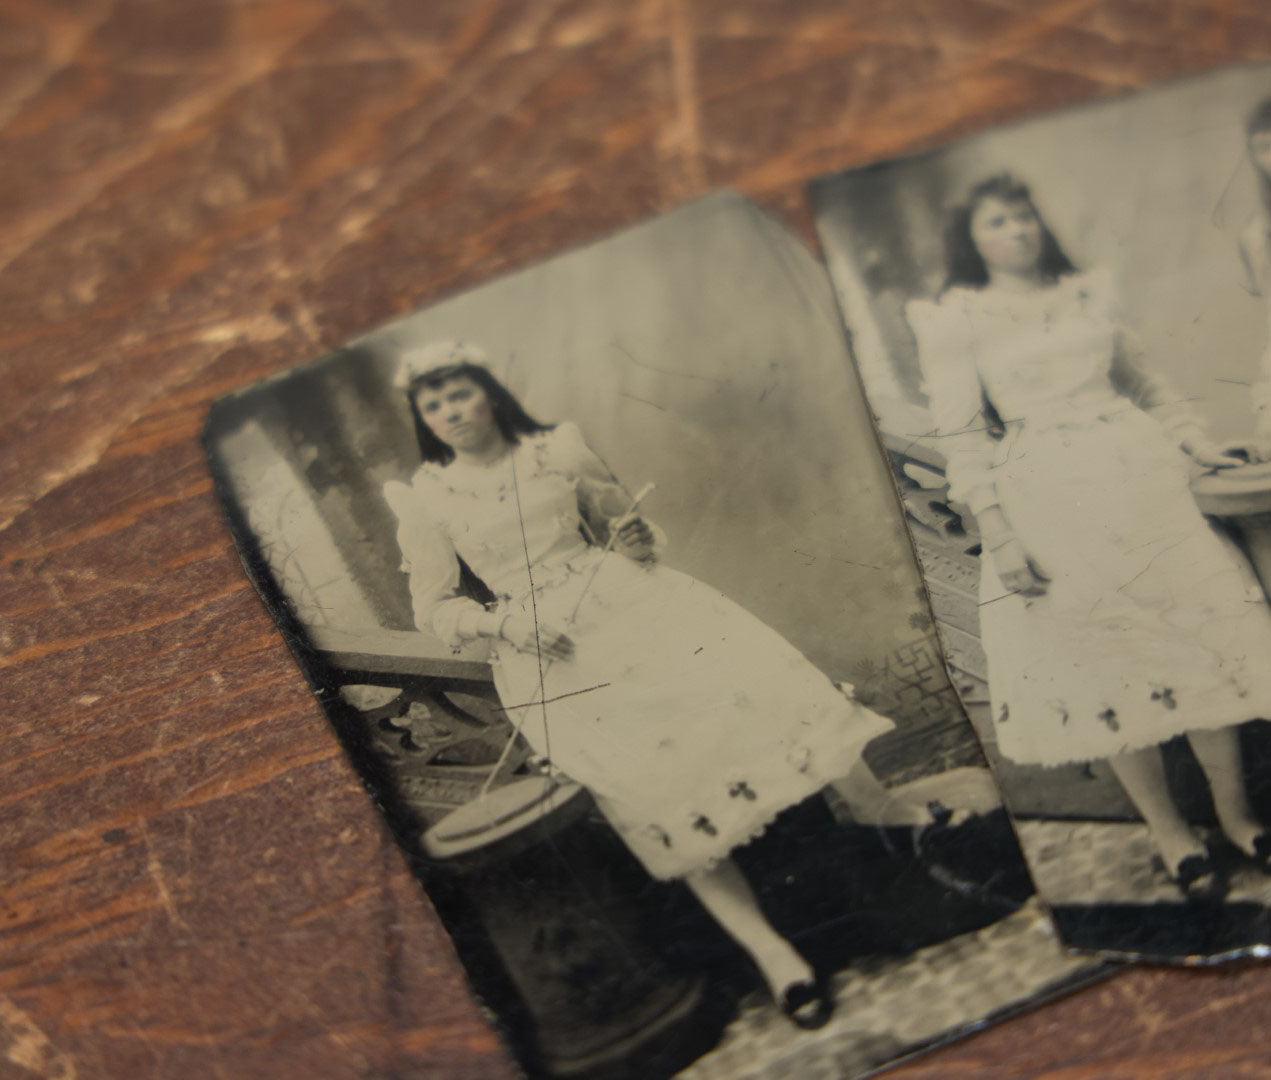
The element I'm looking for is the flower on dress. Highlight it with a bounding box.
[785,746,812,774]
[644,825,672,849]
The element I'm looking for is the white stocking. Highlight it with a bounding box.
[684,857,812,999]
[1107,745,1206,874]
[1188,726,1263,855]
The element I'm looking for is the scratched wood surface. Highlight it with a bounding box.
[5,2,1271,1077]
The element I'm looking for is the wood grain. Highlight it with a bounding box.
[4,1,1271,1076]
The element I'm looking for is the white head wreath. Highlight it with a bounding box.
[392,340,489,390]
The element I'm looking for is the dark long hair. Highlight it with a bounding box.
[1248,97,1271,216]
[941,173,1077,293]
[406,362,553,465]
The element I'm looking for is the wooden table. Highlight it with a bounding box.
[5,2,1271,1076]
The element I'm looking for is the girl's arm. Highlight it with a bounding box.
[1235,224,1271,451]
[909,296,1047,595]
[383,478,504,645]
[1109,329,1242,468]
[1239,217,1267,298]
[1252,303,1271,447]
[909,297,1007,535]
[384,478,575,658]
[908,298,1001,521]
[553,421,665,560]
[1094,264,1242,465]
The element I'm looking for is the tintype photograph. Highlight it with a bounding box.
[813,63,1271,962]
[204,193,1095,1079]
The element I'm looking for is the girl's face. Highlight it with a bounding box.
[414,375,501,453]
[1250,129,1271,181]
[970,195,1044,278]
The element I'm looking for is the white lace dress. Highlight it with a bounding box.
[384,421,892,879]
[909,269,1271,767]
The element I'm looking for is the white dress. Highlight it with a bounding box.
[384,422,892,879]
[909,269,1271,767]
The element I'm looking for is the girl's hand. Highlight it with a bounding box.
[991,537,1050,597]
[1217,440,1271,465]
[611,515,656,562]
[1184,439,1246,470]
[499,614,575,661]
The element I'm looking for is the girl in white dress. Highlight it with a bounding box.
[383,342,913,1027]
[910,174,1271,898]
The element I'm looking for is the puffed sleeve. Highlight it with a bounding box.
[548,421,666,552]
[908,295,1000,515]
[383,477,494,648]
[1101,271,1209,450]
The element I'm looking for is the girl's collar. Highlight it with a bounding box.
[414,429,556,495]
[949,269,1099,312]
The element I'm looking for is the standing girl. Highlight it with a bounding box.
[909,175,1271,897]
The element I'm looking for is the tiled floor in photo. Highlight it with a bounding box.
[677,899,1094,1080]
[1017,819,1271,906]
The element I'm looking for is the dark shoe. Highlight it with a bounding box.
[927,800,954,828]
[780,979,833,1030]
[1250,831,1271,872]
[1154,853,1229,901]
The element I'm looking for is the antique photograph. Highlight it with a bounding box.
[205,193,1095,1078]
[813,63,1271,961]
